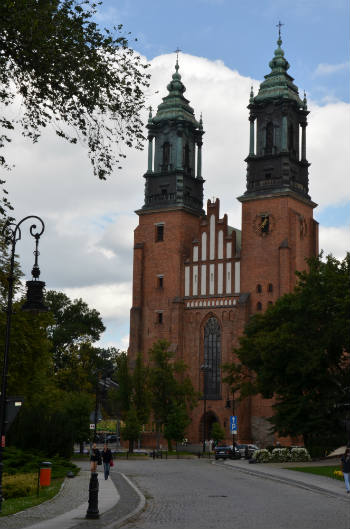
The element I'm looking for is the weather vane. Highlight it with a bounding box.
[276,20,284,39]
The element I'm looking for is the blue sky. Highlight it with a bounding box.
[5,0,349,351]
[99,0,349,104]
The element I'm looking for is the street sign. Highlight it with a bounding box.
[230,415,238,434]
[89,424,95,430]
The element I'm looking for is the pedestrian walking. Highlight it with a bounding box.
[90,442,102,473]
[341,447,350,493]
[102,444,114,480]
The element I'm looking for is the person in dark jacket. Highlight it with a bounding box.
[102,444,113,480]
[341,447,350,493]
[90,443,101,473]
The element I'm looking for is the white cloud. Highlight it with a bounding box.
[63,282,132,321]
[313,62,349,76]
[319,226,350,260]
[4,52,349,343]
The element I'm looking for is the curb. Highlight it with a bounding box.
[217,461,347,501]
[102,473,146,529]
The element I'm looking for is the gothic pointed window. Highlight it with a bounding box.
[162,142,170,170]
[204,317,221,400]
[265,122,274,154]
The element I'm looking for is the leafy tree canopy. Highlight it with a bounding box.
[224,254,350,450]
[0,0,150,179]
[45,290,105,369]
[148,340,198,431]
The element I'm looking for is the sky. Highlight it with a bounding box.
[3,0,350,351]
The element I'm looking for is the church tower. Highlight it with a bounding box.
[129,58,205,359]
[238,31,319,443]
[239,31,319,312]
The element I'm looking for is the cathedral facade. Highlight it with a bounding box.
[128,35,319,447]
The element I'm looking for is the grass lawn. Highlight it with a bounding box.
[288,465,343,481]
[0,477,64,517]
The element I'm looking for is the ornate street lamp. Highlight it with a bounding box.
[0,216,47,511]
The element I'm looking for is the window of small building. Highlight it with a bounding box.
[268,283,273,292]
[157,312,163,324]
[156,224,164,242]
[256,284,262,293]
[157,276,164,288]
[256,302,262,311]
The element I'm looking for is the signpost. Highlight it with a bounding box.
[230,415,237,435]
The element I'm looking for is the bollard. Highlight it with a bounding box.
[86,472,99,519]
[197,452,201,459]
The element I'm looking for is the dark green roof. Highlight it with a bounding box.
[151,60,200,127]
[254,37,303,106]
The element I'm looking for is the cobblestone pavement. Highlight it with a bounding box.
[0,469,91,529]
[115,459,350,529]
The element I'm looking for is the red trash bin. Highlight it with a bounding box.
[39,461,52,486]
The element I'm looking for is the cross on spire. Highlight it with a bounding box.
[276,20,284,39]
[174,46,181,67]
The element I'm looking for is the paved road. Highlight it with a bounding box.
[115,459,350,529]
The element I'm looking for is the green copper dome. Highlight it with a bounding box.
[151,60,200,127]
[254,36,303,105]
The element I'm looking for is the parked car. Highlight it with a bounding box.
[214,445,241,460]
[236,444,259,458]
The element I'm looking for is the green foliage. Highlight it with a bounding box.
[148,340,198,438]
[121,406,141,452]
[224,254,350,453]
[2,473,36,499]
[8,391,92,457]
[45,290,105,371]
[3,446,78,477]
[164,404,191,450]
[132,352,150,426]
[0,0,150,178]
[114,352,133,419]
[210,422,225,444]
[0,301,54,398]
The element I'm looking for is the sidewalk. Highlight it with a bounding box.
[222,457,348,499]
[0,460,144,529]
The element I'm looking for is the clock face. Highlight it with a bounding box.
[253,213,275,236]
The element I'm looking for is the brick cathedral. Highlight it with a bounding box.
[128,34,318,447]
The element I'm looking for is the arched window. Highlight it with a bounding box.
[288,124,294,153]
[266,122,274,154]
[162,142,170,169]
[204,317,221,400]
[268,283,273,292]
[183,143,190,172]
[256,284,262,293]
[256,302,262,311]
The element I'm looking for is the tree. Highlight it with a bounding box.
[121,406,141,453]
[211,422,225,446]
[0,0,150,179]
[132,352,150,426]
[224,254,350,455]
[114,352,133,420]
[45,290,105,370]
[148,340,198,448]
[163,404,190,452]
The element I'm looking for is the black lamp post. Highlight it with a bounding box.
[0,216,47,511]
[201,364,209,454]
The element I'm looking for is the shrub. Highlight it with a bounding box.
[2,473,36,499]
[290,447,311,462]
[253,449,271,463]
[271,448,291,462]
[3,447,79,477]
